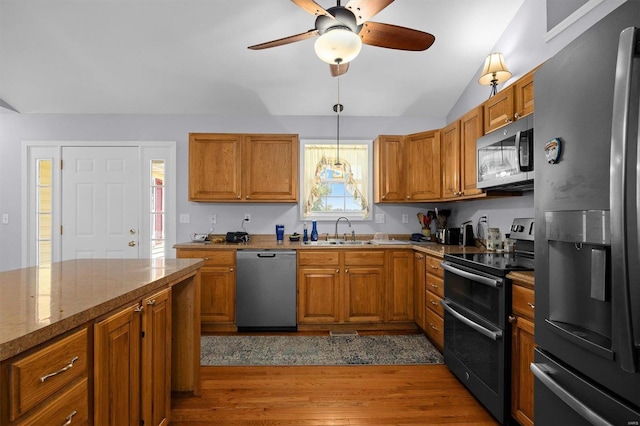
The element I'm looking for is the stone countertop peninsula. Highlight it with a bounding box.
[174,234,488,257]
[0,258,203,361]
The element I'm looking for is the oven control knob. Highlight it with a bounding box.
[511,224,524,232]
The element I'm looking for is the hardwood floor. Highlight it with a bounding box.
[171,364,499,425]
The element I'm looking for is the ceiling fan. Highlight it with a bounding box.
[248,0,435,77]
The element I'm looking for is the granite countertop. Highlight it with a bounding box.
[174,234,487,257]
[506,270,535,287]
[0,258,203,361]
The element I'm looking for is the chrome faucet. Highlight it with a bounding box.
[334,216,352,240]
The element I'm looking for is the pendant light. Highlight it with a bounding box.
[334,76,343,167]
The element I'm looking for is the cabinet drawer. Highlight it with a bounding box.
[10,328,88,420]
[16,378,88,426]
[298,251,340,266]
[178,249,235,266]
[513,284,535,321]
[426,275,444,299]
[426,290,444,317]
[426,256,444,279]
[344,250,385,266]
[425,309,444,351]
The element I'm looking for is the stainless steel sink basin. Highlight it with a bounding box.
[303,240,371,246]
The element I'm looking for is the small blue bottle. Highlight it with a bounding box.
[303,222,309,243]
[311,220,318,241]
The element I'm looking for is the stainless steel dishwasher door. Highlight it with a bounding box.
[235,250,297,331]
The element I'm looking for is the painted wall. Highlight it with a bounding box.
[0,0,627,272]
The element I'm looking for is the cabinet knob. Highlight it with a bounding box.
[229,268,234,272]
[336,269,340,274]
[508,315,517,323]
[345,269,349,273]
[514,112,521,119]
[134,305,144,312]
[527,303,535,310]
[237,195,241,199]
[245,195,249,199]
[146,299,156,306]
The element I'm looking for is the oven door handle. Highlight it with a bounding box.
[440,300,503,341]
[440,261,502,288]
[530,363,614,426]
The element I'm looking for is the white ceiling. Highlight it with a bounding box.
[0,0,524,118]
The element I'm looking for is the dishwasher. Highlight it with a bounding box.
[235,250,297,331]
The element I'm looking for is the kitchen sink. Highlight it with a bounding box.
[303,240,371,246]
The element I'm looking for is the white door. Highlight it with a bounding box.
[61,146,140,260]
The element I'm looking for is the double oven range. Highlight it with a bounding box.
[440,218,534,424]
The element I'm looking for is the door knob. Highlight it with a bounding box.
[129,241,136,247]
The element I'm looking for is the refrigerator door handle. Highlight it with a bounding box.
[609,26,640,373]
[530,363,614,426]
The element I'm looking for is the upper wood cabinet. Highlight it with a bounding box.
[374,131,441,203]
[484,69,536,134]
[441,106,484,200]
[441,120,461,199]
[189,133,299,202]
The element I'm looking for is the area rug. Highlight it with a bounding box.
[200,334,444,366]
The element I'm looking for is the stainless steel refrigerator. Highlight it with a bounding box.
[533,1,640,424]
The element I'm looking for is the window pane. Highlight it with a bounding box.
[302,143,371,220]
[36,159,53,266]
[150,160,165,259]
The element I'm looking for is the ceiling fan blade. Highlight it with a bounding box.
[360,21,435,51]
[345,0,394,25]
[248,29,319,50]
[330,62,349,77]
[291,0,335,19]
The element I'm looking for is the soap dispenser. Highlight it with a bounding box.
[303,222,309,243]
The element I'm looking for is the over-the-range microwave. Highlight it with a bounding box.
[477,114,534,191]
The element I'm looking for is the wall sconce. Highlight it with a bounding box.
[314,27,362,65]
[478,53,512,97]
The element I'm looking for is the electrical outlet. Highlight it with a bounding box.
[244,214,251,222]
[402,214,408,224]
[210,214,217,224]
[179,213,190,224]
[375,214,385,224]
[1,213,8,224]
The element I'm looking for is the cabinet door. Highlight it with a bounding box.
[344,266,385,323]
[484,86,515,133]
[200,266,235,324]
[94,303,141,426]
[374,135,405,202]
[141,288,171,426]
[188,133,242,201]
[405,130,441,201]
[387,250,414,322]
[413,252,426,331]
[514,70,535,120]
[441,121,461,199]
[297,267,341,324]
[511,315,535,426]
[460,106,484,196]
[243,134,299,202]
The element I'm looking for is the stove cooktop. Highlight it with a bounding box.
[444,252,534,277]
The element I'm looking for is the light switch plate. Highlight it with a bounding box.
[179,213,190,224]
[402,214,408,224]
[1,213,8,224]
[375,214,385,224]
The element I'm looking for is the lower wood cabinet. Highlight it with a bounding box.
[413,252,426,331]
[1,327,89,425]
[297,249,412,328]
[94,288,171,426]
[425,253,444,351]
[176,249,236,332]
[509,273,535,426]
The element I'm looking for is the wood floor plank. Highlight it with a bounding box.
[171,365,499,425]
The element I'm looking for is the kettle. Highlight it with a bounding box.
[459,221,474,246]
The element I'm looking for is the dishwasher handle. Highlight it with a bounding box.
[257,253,276,258]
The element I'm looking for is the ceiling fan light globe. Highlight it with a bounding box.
[314,29,362,65]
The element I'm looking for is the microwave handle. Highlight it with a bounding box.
[515,130,522,171]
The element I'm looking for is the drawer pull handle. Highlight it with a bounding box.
[430,323,439,331]
[527,303,535,309]
[40,356,79,383]
[430,301,438,306]
[430,284,439,289]
[62,410,78,426]
[146,299,156,306]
